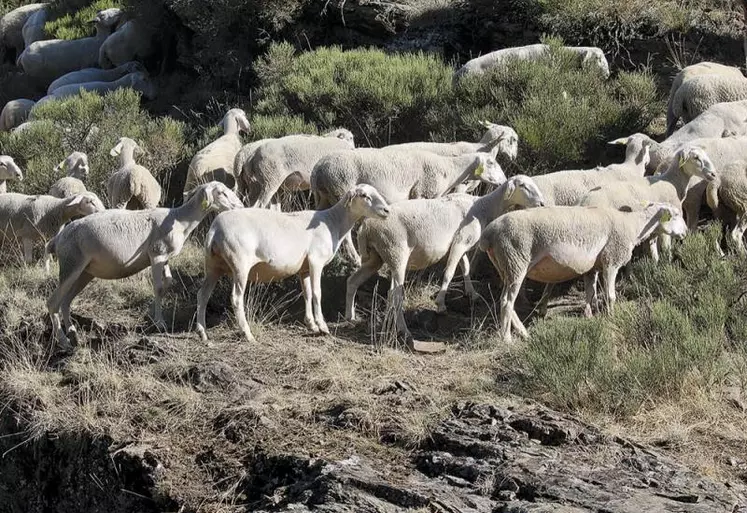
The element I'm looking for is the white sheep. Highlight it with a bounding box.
[98,20,155,69]
[0,191,104,267]
[48,152,90,198]
[21,5,47,48]
[184,108,251,193]
[195,184,391,343]
[17,8,123,84]
[479,203,687,343]
[0,3,45,61]
[39,70,157,105]
[240,129,356,208]
[107,137,161,209]
[47,61,142,95]
[0,99,34,131]
[46,182,244,346]
[666,62,743,136]
[454,43,610,81]
[0,155,23,193]
[671,74,747,132]
[706,160,747,253]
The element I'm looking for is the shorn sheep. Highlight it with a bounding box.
[0,99,35,131]
[671,74,747,132]
[21,6,48,48]
[454,43,610,82]
[667,62,743,136]
[184,108,251,193]
[98,20,155,69]
[479,203,688,343]
[706,160,747,254]
[47,61,142,95]
[0,155,23,193]
[107,137,161,209]
[46,182,244,346]
[48,152,90,198]
[195,184,391,343]
[38,70,157,105]
[0,3,45,62]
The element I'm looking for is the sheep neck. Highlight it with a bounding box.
[443,155,480,195]
[628,210,662,246]
[657,160,697,200]
[170,193,214,235]
[117,147,138,168]
[0,180,7,194]
[223,116,241,135]
[472,180,510,225]
[322,199,363,248]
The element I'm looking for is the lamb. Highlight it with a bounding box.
[98,20,155,69]
[705,160,747,253]
[432,175,546,313]
[183,108,251,193]
[0,191,105,267]
[666,62,743,136]
[0,3,45,62]
[346,176,545,339]
[107,137,161,209]
[45,182,244,346]
[0,99,34,131]
[21,6,48,48]
[195,184,391,343]
[17,8,123,84]
[39,70,157,104]
[478,203,687,343]
[0,155,23,193]
[670,74,747,133]
[240,129,356,208]
[454,43,610,82]
[48,152,90,198]
[47,61,142,95]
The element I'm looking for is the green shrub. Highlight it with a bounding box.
[0,89,187,203]
[45,0,123,40]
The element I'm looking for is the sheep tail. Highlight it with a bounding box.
[705,181,720,211]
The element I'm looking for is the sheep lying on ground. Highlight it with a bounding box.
[671,74,747,131]
[0,3,45,61]
[18,8,123,84]
[21,6,47,48]
[667,62,743,136]
[184,108,251,193]
[46,182,243,346]
[706,160,747,254]
[479,203,687,343]
[48,152,89,198]
[0,99,35,131]
[240,129,355,208]
[47,61,142,94]
[454,43,609,81]
[195,184,391,343]
[107,137,161,209]
[0,191,104,267]
[38,70,157,105]
[0,155,23,193]
[98,20,155,69]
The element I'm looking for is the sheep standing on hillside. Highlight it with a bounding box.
[195,184,391,343]
[0,3,45,61]
[98,20,155,68]
[479,203,687,343]
[0,99,35,131]
[671,74,747,131]
[0,156,23,193]
[184,109,251,193]
[47,61,142,94]
[18,8,123,84]
[107,137,161,209]
[48,152,90,198]
[21,6,48,48]
[46,182,244,346]
[240,129,355,208]
[454,43,610,81]
[666,62,743,135]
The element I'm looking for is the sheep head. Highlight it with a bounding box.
[472,154,506,186]
[194,181,244,212]
[324,128,355,148]
[57,151,89,180]
[66,192,106,217]
[343,184,390,220]
[647,203,688,240]
[503,175,545,209]
[677,145,717,182]
[479,121,518,161]
[0,156,23,182]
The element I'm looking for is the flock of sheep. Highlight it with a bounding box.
[0,4,746,350]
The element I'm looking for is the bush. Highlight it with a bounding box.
[45,0,123,40]
[0,89,187,203]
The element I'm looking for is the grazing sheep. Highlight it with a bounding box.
[454,43,610,81]
[479,203,687,343]
[0,191,104,267]
[184,108,251,193]
[706,160,747,253]
[0,99,34,131]
[21,6,47,48]
[0,155,23,193]
[0,3,45,62]
[667,62,743,136]
[241,129,356,209]
[47,61,142,94]
[46,182,244,346]
[671,74,747,132]
[48,152,90,198]
[195,184,391,343]
[107,137,161,209]
[41,70,157,103]
[433,175,546,313]
[17,8,123,84]
[98,20,155,69]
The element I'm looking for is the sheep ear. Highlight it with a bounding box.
[238,114,251,133]
[608,137,630,146]
[54,160,65,173]
[503,180,516,199]
[110,142,123,157]
[68,195,84,206]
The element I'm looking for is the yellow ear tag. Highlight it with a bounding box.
[661,210,672,222]
[475,164,484,177]
[201,199,209,211]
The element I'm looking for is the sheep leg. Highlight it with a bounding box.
[437,222,480,313]
[196,267,221,341]
[60,272,94,345]
[511,310,529,339]
[536,284,555,317]
[647,237,660,262]
[231,272,255,343]
[341,233,362,267]
[602,266,620,314]
[309,261,329,335]
[730,214,747,255]
[301,273,318,332]
[583,272,598,318]
[499,273,526,345]
[345,254,383,322]
[163,263,174,291]
[460,254,479,302]
[22,237,32,265]
[150,259,169,330]
[387,261,409,339]
[47,259,89,347]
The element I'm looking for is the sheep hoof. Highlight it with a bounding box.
[318,323,330,336]
[67,326,79,346]
[196,325,208,341]
[305,318,319,333]
[242,331,256,343]
[584,305,593,318]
